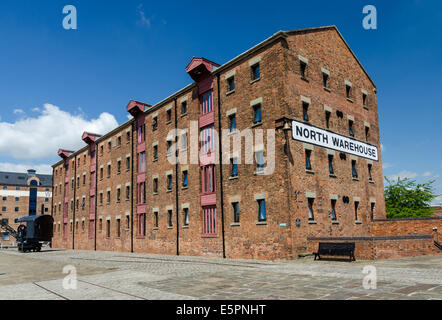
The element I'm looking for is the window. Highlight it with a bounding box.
[229,114,236,132]
[71,178,74,190]
[81,198,85,210]
[152,116,158,131]
[305,150,312,171]
[138,124,145,143]
[255,151,264,173]
[153,178,158,193]
[182,170,188,188]
[302,102,309,122]
[253,104,262,124]
[323,72,329,88]
[257,199,266,222]
[166,141,172,156]
[203,206,216,236]
[362,92,368,107]
[349,120,354,137]
[107,164,111,177]
[126,156,130,171]
[346,84,352,99]
[117,136,121,147]
[330,199,337,220]
[83,174,86,185]
[328,154,334,175]
[365,126,370,142]
[108,141,112,152]
[15,207,19,212]
[370,202,375,220]
[168,210,173,227]
[231,158,238,177]
[100,167,103,180]
[1,207,5,212]
[99,219,103,232]
[126,185,130,200]
[352,160,358,179]
[251,63,260,80]
[354,201,359,221]
[100,145,104,155]
[232,202,239,223]
[117,188,121,203]
[138,152,146,172]
[77,176,80,188]
[166,109,172,122]
[99,193,103,205]
[181,132,188,150]
[183,208,189,226]
[368,163,373,181]
[227,76,235,91]
[138,182,145,204]
[107,190,111,204]
[82,220,85,231]
[308,198,314,220]
[181,101,187,115]
[126,215,130,229]
[138,213,146,236]
[300,61,307,79]
[117,160,121,174]
[201,90,213,114]
[106,220,110,238]
[202,165,215,194]
[114,218,120,238]
[15,197,19,202]
[167,174,173,191]
[83,154,86,164]
[325,111,331,129]
[201,125,214,153]
[126,131,131,143]
[154,212,159,228]
[76,199,79,210]
[153,145,158,161]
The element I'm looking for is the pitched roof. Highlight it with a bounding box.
[0,171,52,187]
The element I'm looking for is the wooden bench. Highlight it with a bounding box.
[314,242,356,262]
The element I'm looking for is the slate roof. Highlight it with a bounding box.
[0,171,52,187]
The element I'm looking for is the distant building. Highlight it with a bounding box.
[0,169,52,245]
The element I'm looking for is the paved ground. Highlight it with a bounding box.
[0,248,441,300]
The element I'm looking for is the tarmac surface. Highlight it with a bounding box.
[0,248,441,300]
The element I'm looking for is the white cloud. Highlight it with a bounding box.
[0,162,52,175]
[387,170,419,181]
[13,109,24,114]
[127,114,134,120]
[422,171,433,177]
[32,107,40,112]
[137,4,151,28]
[0,103,118,160]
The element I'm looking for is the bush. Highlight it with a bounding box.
[384,177,438,219]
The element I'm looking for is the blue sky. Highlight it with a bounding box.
[0,0,441,204]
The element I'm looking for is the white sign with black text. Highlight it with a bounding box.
[292,120,379,161]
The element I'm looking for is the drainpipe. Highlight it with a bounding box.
[174,98,180,256]
[72,158,77,250]
[50,167,54,248]
[130,120,135,253]
[94,144,98,251]
[216,74,226,259]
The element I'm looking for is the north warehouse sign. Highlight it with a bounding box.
[292,120,379,161]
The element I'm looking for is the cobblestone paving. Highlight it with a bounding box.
[0,248,441,300]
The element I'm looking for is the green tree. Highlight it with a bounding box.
[384,177,439,219]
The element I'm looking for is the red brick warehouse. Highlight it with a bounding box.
[51,26,442,260]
